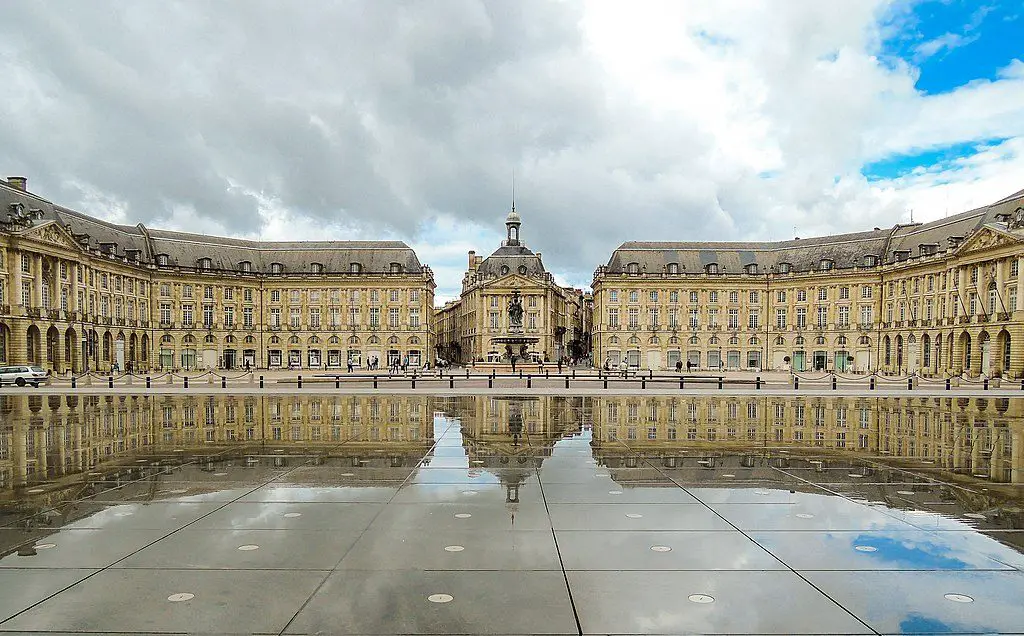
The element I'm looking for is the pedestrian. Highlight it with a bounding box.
[557,358,562,373]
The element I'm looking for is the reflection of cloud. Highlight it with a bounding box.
[848,533,972,569]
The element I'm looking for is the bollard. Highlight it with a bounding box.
[573,369,577,379]
[908,377,913,390]
[449,378,454,389]
[545,370,549,379]
[184,376,189,389]
[946,378,951,391]
[794,377,799,391]
[71,377,76,389]
[756,376,762,390]
[832,376,837,391]
[565,377,570,389]
[519,370,523,379]
[108,375,113,389]
[718,377,723,390]
[221,376,226,389]
[466,369,470,379]
[146,376,151,389]
[869,376,875,390]
[680,379,684,390]
[527,376,532,389]
[983,378,989,391]
[411,378,416,389]
[488,378,493,389]
[373,376,378,389]
[491,370,496,380]
[259,375,264,389]
[603,378,608,389]
[641,379,646,390]
[335,377,340,389]
[298,375,302,389]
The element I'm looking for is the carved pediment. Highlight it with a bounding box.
[479,273,544,291]
[15,221,85,252]
[954,226,1023,257]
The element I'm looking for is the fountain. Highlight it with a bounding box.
[491,289,540,363]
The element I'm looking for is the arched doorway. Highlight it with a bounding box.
[140,334,149,367]
[895,335,904,372]
[64,327,78,372]
[115,331,126,370]
[128,333,138,368]
[997,330,1011,376]
[883,336,891,369]
[26,325,41,364]
[959,332,972,374]
[979,331,991,375]
[922,334,931,371]
[935,334,942,372]
[0,322,9,363]
[46,325,60,372]
[102,331,113,369]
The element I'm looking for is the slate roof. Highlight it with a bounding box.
[1,180,425,274]
[604,188,1024,275]
[475,244,546,277]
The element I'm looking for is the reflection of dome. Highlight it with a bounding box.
[506,209,521,224]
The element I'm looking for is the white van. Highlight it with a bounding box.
[0,365,49,387]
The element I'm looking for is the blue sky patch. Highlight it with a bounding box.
[861,138,1009,181]
[880,1,1022,95]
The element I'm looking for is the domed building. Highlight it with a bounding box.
[434,207,585,364]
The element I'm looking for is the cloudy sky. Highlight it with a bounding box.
[2,1,1022,302]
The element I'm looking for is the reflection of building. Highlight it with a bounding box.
[592,189,1024,376]
[589,395,1024,483]
[0,394,434,492]
[437,396,583,460]
[0,177,435,373]
[433,210,585,364]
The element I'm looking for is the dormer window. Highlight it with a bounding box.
[893,250,909,262]
[349,262,362,274]
[745,263,758,275]
[156,254,170,266]
[311,262,324,274]
[819,259,834,271]
[863,255,878,267]
[198,257,212,270]
[239,261,252,273]
[626,262,640,274]
[705,263,719,275]
[389,262,403,274]
[270,262,284,274]
[100,242,117,255]
[948,236,963,248]
[778,262,791,274]
[124,249,140,262]
[667,263,679,274]
[919,243,938,256]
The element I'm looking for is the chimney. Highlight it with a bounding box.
[468,250,476,269]
[536,252,542,260]
[6,176,27,191]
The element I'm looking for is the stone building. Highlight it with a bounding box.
[433,209,585,364]
[592,188,1024,377]
[0,177,435,372]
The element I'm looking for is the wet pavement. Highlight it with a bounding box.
[1,393,1023,634]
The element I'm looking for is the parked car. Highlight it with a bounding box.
[0,365,49,387]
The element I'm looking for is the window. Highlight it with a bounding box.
[749,291,759,304]
[709,291,718,303]
[729,291,738,304]
[271,262,284,274]
[748,310,759,329]
[489,312,500,330]
[796,307,807,328]
[410,289,420,303]
[820,259,833,271]
[410,308,420,328]
[198,257,212,270]
[649,290,658,302]
[863,255,877,266]
[708,308,719,327]
[628,308,639,329]
[350,262,362,273]
[182,304,194,325]
[224,306,235,327]
[609,290,619,303]
[778,262,791,273]
[1012,259,1020,278]
[243,306,253,328]
[204,285,214,300]
[648,307,659,328]
[667,262,679,274]
[270,307,281,327]
[239,261,252,272]
[608,308,619,327]
[688,309,699,329]
[390,263,403,274]
[727,308,739,329]
[270,290,281,303]
[388,307,400,328]
[706,263,718,274]
[669,290,679,303]
[859,305,873,325]
[776,291,786,303]
[290,289,300,303]
[838,306,850,326]
[817,287,827,301]
[745,263,758,274]
[390,289,400,303]
[626,262,640,274]
[309,307,320,329]
[839,286,849,300]
[290,307,301,328]
[203,304,214,328]
[629,290,639,303]
[369,307,380,327]
[775,308,787,329]
[157,254,170,266]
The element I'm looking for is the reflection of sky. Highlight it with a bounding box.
[414,413,498,486]
[847,533,973,570]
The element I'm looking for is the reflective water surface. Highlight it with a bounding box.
[1,394,1023,634]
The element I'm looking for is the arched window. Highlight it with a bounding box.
[778,262,792,274]
[156,254,170,266]
[204,334,215,343]
[518,265,528,275]
[308,335,320,344]
[390,263,403,274]
[350,262,362,273]
[884,336,891,365]
[348,336,360,344]
[820,259,834,271]
[705,263,719,274]
[289,336,300,344]
[270,262,284,274]
[837,335,847,346]
[863,255,878,267]
[238,261,252,272]
[795,336,804,346]
[688,336,698,345]
[749,337,759,345]
[311,262,324,274]
[197,257,212,270]
[774,336,784,345]
[816,335,825,345]
[270,336,280,344]
[989,283,998,315]
[626,262,640,274]
[409,336,421,345]
[667,263,680,274]
[745,263,758,275]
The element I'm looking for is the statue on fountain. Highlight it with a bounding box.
[507,289,524,332]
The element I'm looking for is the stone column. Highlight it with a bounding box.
[33,254,43,308]
[10,249,23,310]
[70,261,80,312]
[8,321,28,364]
